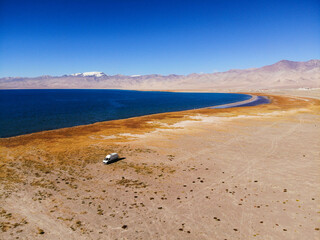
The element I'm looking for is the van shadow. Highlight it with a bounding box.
[106,157,126,165]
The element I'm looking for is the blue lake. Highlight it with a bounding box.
[0,89,252,138]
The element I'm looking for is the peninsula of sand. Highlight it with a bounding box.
[0,89,319,239]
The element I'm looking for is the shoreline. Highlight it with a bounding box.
[0,92,265,139]
[0,92,318,145]
[210,94,258,108]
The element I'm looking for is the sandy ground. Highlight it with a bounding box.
[0,91,319,240]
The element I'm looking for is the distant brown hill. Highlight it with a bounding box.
[1,59,319,90]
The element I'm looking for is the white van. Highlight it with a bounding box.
[103,153,119,164]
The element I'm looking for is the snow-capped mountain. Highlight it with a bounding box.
[71,72,106,77]
[1,60,319,90]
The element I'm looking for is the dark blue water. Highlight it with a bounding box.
[0,89,252,138]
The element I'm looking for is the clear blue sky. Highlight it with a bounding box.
[0,0,319,77]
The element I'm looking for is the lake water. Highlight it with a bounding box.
[0,89,252,138]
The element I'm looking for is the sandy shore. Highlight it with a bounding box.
[0,91,319,239]
[210,94,259,108]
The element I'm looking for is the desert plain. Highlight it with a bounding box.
[0,89,320,240]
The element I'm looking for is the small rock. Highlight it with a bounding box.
[122,225,128,229]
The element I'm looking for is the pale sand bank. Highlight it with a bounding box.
[210,94,259,108]
[0,91,319,239]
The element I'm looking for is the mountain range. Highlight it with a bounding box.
[1,60,319,90]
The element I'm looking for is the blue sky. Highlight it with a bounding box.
[0,0,319,77]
